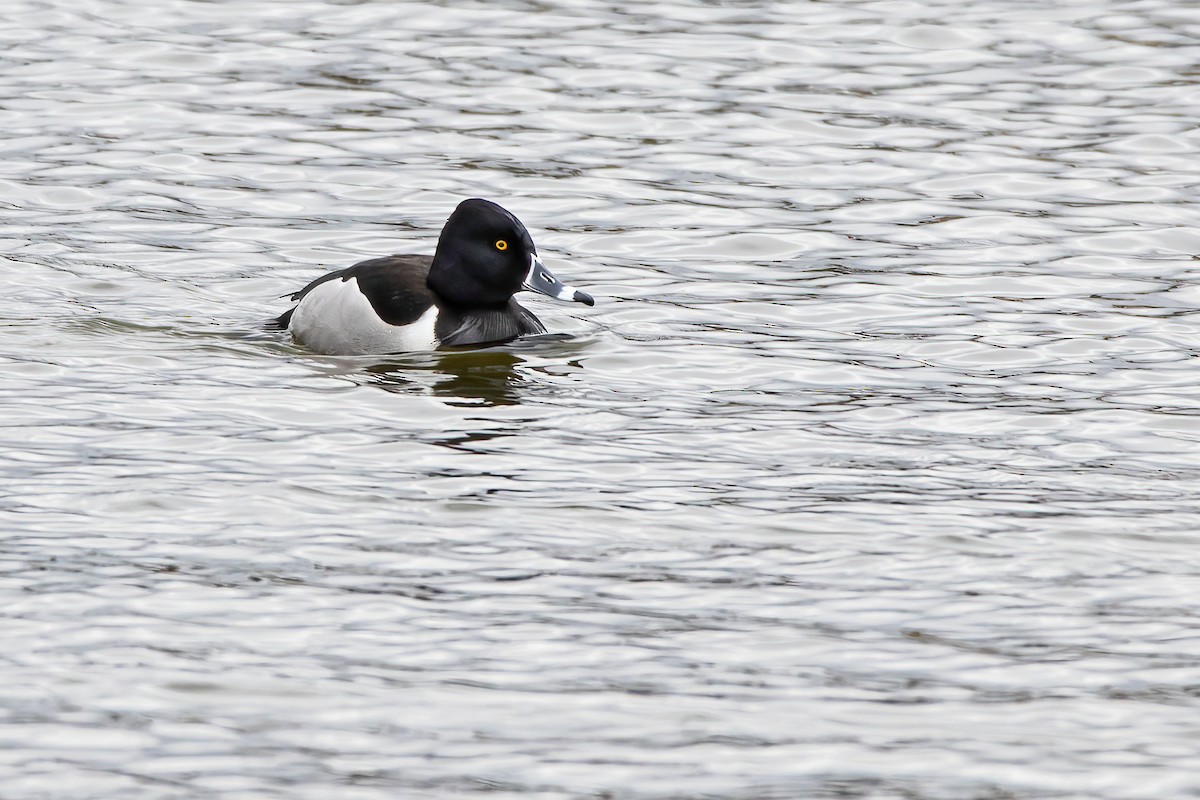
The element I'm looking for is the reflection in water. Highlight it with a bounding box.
[293,334,590,409]
[339,333,591,405]
[366,349,525,406]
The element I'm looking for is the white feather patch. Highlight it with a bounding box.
[288,276,439,355]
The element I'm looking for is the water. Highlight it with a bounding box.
[3,0,1200,797]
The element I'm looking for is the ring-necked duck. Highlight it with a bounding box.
[276,198,593,354]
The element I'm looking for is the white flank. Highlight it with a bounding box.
[288,277,439,355]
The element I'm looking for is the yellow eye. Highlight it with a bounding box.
[495,240,508,251]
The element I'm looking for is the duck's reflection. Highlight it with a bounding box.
[365,348,526,406]
[301,333,589,407]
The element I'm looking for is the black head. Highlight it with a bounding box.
[428,199,537,307]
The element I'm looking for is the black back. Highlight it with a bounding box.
[274,254,435,329]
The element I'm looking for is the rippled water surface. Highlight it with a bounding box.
[4,1,1200,797]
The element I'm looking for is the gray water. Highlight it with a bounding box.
[4,1,1200,798]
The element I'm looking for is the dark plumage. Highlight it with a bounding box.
[277,199,593,354]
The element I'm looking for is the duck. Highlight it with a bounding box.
[276,198,594,354]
